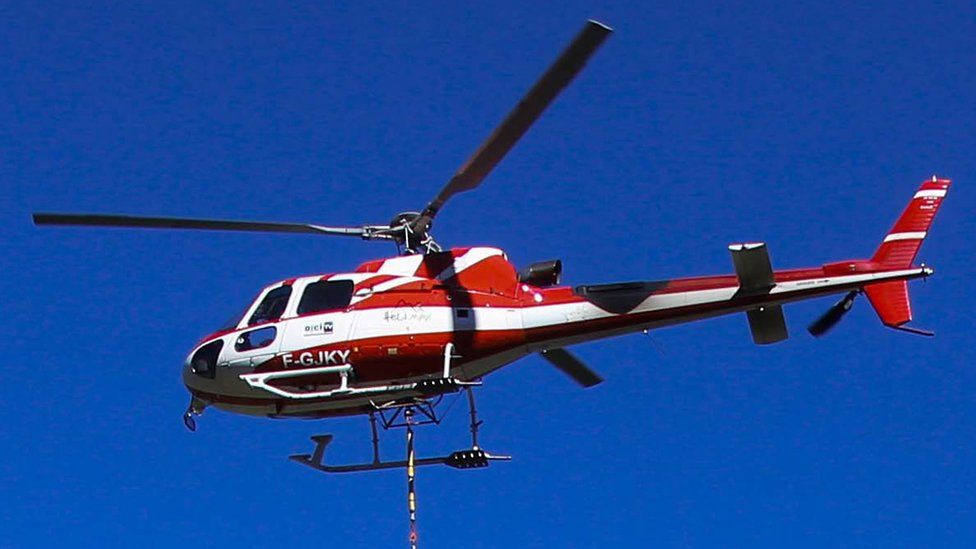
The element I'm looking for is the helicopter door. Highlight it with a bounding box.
[223,284,292,368]
[279,280,356,356]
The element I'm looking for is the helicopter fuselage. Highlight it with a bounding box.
[182,245,931,419]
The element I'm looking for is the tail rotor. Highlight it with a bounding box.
[807,290,859,337]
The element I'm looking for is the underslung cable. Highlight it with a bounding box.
[406,409,418,549]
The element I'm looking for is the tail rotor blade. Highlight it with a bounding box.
[808,291,859,337]
[539,348,603,388]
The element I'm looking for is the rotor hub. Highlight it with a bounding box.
[388,211,423,231]
[387,211,439,254]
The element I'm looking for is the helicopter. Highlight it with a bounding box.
[32,20,949,478]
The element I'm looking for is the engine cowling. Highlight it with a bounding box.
[518,259,562,288]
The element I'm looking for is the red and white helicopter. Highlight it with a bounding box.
[34,21,949,477]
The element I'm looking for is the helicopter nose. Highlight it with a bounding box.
[182,338,263,400]
[181,360,211,394]
[182,339,225,396]
[189,339,223,380]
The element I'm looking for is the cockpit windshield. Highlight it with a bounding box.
[212,284,293,333]
[248,285,292,326]
[216,306,248,332]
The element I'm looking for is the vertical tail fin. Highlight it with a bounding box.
[864,280,913,327]
[872,176,951,268]
[864,176,950,329]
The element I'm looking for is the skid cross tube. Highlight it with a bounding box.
[375,397,444,429]
[288,387,510,474]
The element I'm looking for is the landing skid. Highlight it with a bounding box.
[290,435,508,473]
[289,386,511,473]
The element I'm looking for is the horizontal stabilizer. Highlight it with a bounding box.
[730,242,788,344]
[747,305,789,344]
[729,242,775,294]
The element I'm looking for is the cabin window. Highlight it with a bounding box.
[298,280,354,315]
[235,326,277,352]
[248,285,292,325]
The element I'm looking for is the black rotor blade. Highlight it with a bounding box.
[412,20,612,234]
[808,291,859,337]
[540,348,604,388]
[32,213,384,239]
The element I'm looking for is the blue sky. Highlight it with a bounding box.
[2,1,975,547]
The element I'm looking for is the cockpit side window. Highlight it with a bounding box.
[248,285,292,326]
[297,280,354,315]
[234,326,277,352]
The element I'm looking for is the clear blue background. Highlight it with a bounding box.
[2,1,974,547]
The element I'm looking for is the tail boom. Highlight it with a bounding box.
[523,264,931,350]
[520,176,949,349]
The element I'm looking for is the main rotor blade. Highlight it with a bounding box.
[540,348,604,388]
[412,20,612,234]
[32,213,387,239]
[808,291,859,337]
